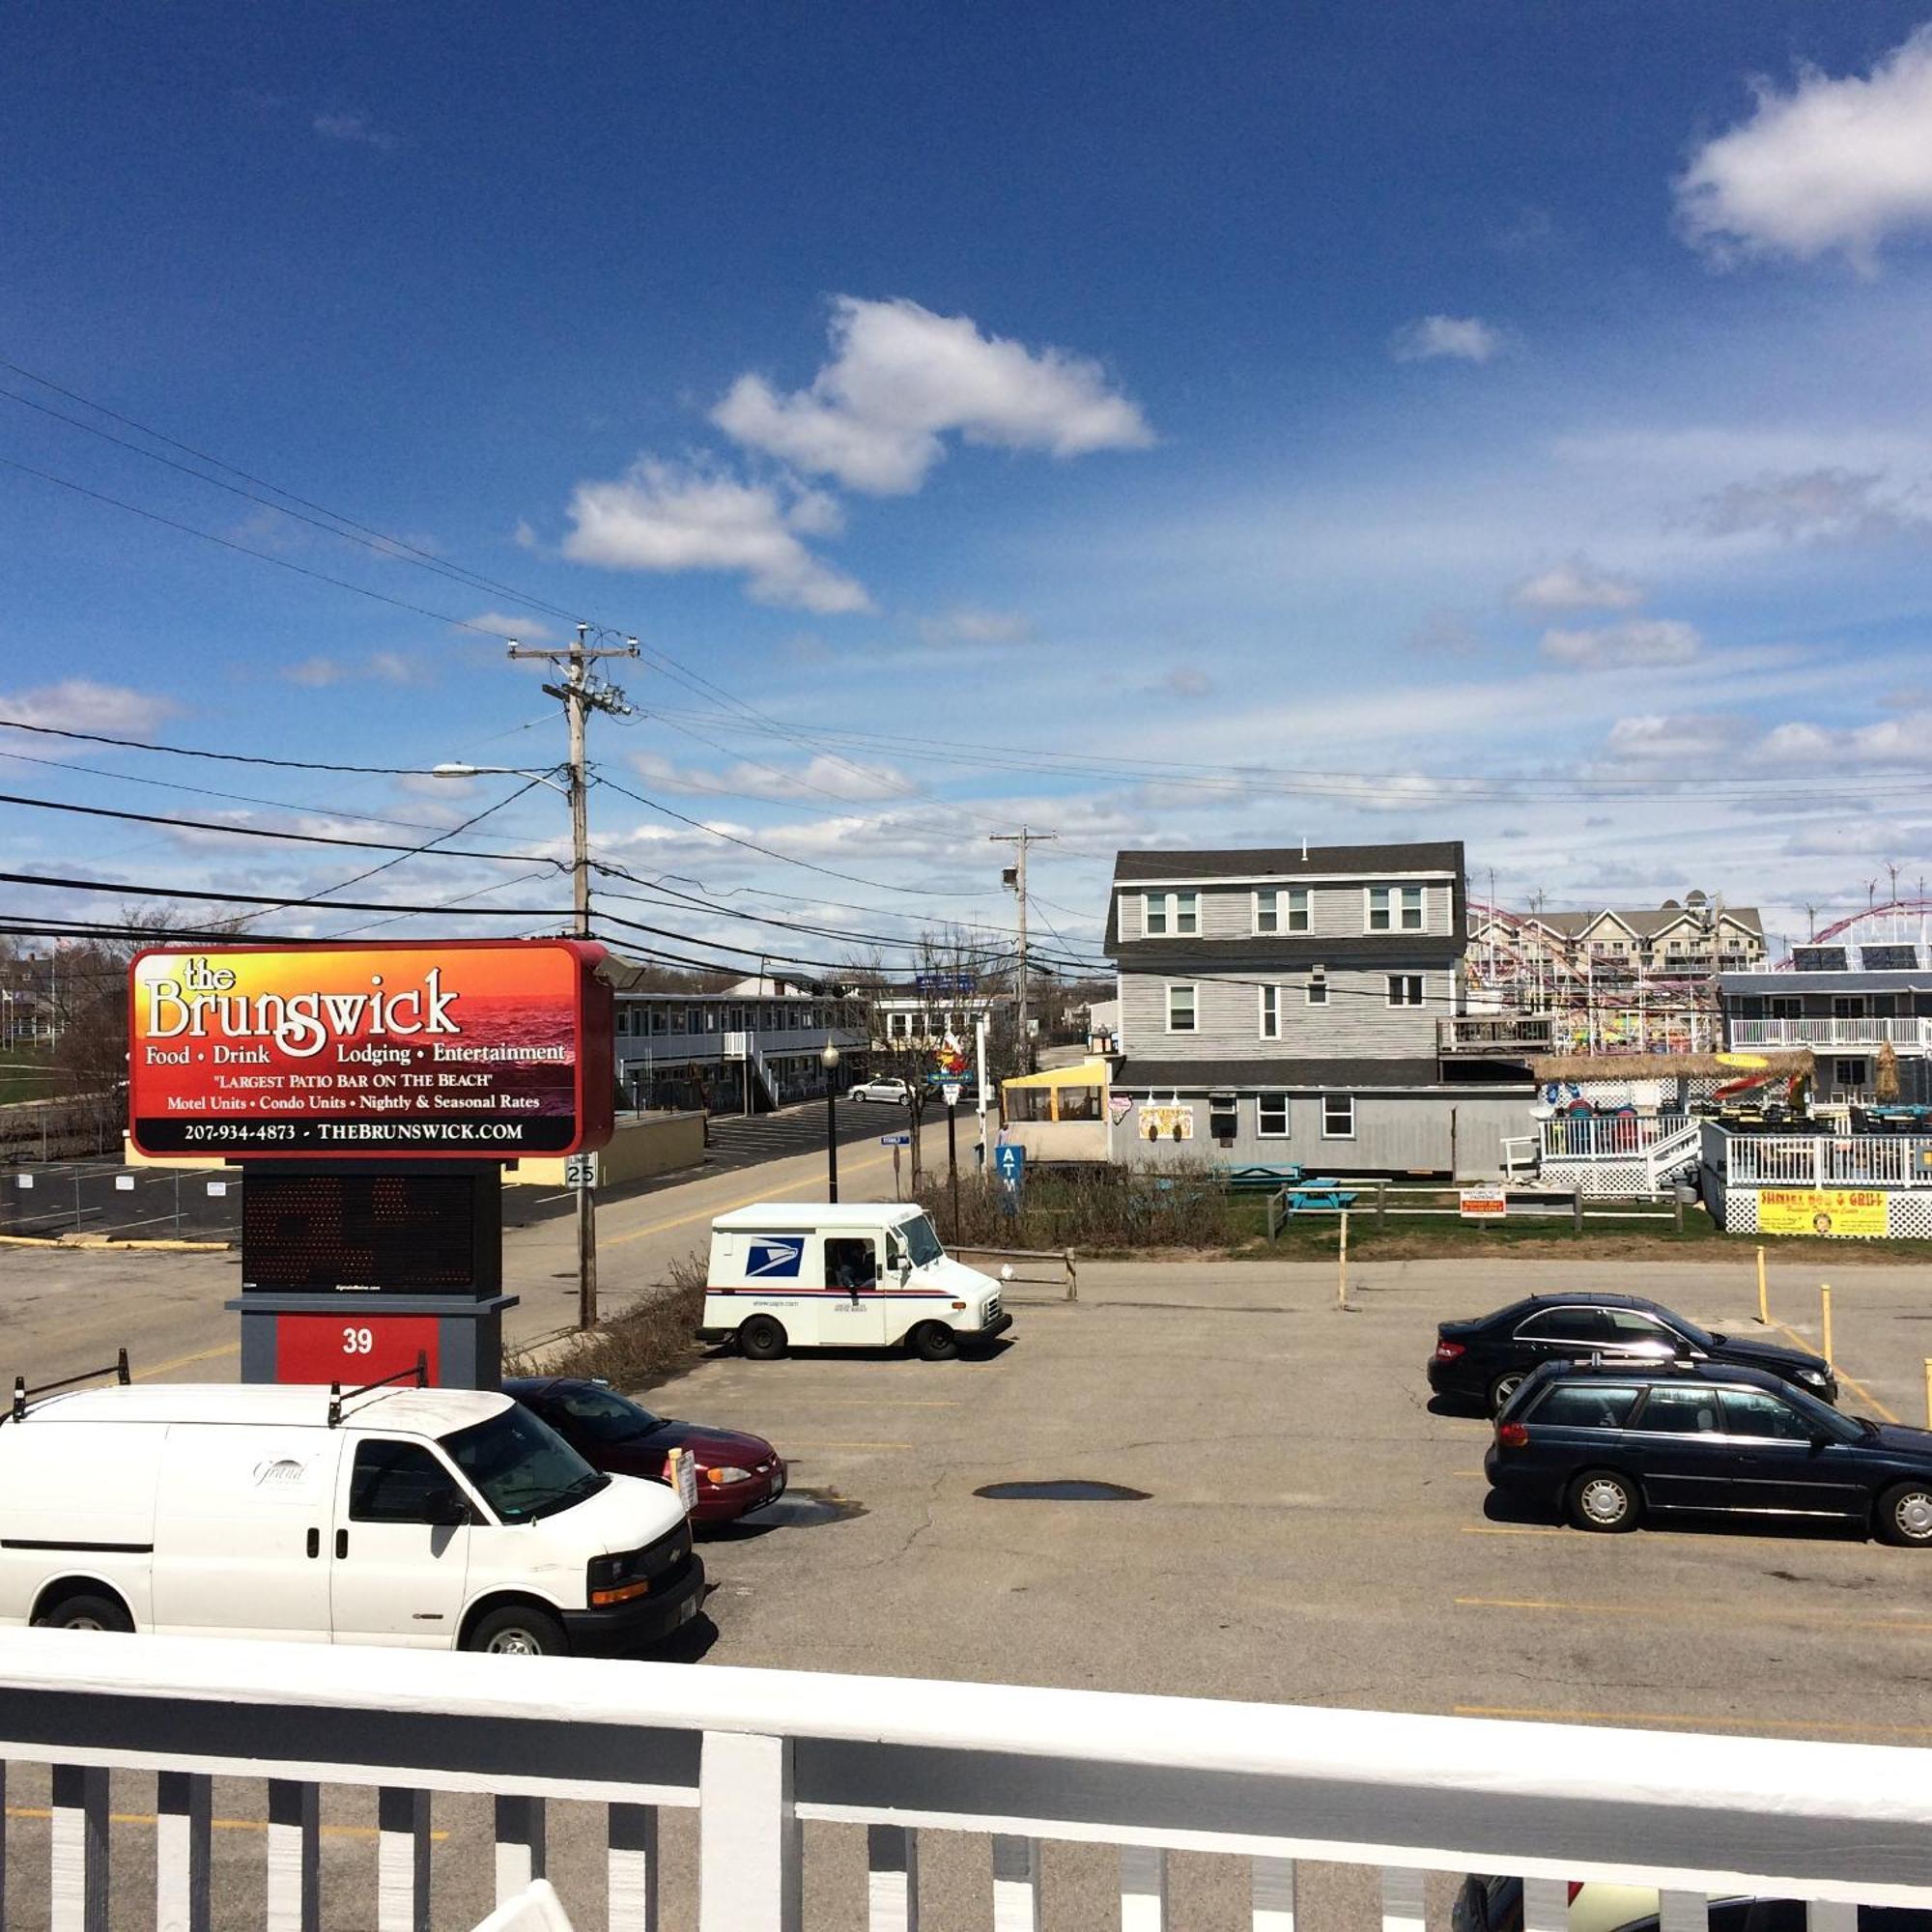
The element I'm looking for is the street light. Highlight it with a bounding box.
[821,1038,840,1204]
[431,761,570,795]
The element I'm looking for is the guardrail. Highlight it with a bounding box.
[5,1629,1931,1931]
[952,1243,1078,1301]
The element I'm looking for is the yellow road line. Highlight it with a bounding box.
[770,1399,961,1409]
[3,1805,446,1841]
[784,1439,914,1450]
[1455,1595,1932,1634]
[1458,1524,1567,1537]
[1766,1317,1900,1424]
[133,1341,241,1381]
[604,1148,895,1249]
[1452,1704,1932,1741]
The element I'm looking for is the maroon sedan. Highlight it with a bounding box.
[506,1377,786,1526]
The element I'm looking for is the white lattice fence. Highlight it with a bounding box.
[1540,1159,1652,1197]
[1725,1188,1932,1238]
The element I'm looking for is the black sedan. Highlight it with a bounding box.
[506,1377,785,1526]
[1429,1291,1835,1415]
[1485,1359,1932,1545]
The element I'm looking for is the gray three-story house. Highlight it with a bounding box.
[1103,839,1534,1176]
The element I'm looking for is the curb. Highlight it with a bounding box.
[0,1233,232,1253]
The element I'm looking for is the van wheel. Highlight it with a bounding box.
[1566,1469,1640,1533]
[910,1321,959,1362]
[37,1591,133,1634]
[738,1315,787,1362]
[466,1605,569,1656]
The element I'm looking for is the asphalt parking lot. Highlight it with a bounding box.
[7,1249,1932,1928]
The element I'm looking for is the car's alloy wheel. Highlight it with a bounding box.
[1488,1373,1524,1415]
[1880,1483,1932,1547]
[1567,1469,1639,1533]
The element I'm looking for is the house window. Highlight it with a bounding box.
[1258,1094,1290,1138]
[1768,997,1802,1019]
[1366,885,1425,932]
[1306,968,1328,1007]
[1321,1094,1355,1139]
[670,1008,688,1034]
[1166,984,1197,1033]
[889,1012,907,1037]
[1143,891,1200,937]
[1255,889,1278,934]
[1287,888,1310,932]
[1209,1092,1237,1141]
[1387,975,1425,1008]
[1834,1058,1867,1090]
[1259,983,1280,1038]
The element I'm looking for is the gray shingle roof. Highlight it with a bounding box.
[1112,841,1463,882]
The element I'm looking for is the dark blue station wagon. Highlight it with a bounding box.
[1485,1360,1932,1545]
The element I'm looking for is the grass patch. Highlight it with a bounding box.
[507,1247,708,1391]
[913,1167,1236,1254]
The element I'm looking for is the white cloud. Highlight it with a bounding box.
[1509,557,1644,613]
[0,680,179,742]
[280,654,425,688]
[463,611,557,642]
[711,296,1152,495]
[1676,27,1932,269]
[1541,619,1702,668]
[1601,713,1752,763]
[561,458,871,613]
[1389,315,1504,363]
[628,749,911,804]
[918,606,1033,646]
[1694,468,1932,543]
[313,109,396,152]
[1162,667,1212,698]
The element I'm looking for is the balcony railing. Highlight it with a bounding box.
[1728,1017,1930,1049]
[8,1629,1932,1930]
[1540,1114,1690,1160]
[1439,1015,1555,1054]
[1724,1134,1932,1188]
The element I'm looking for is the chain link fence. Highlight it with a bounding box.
[1,1161,242,1241]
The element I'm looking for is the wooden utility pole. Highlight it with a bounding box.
[507,623,639,1330]
[990,826,1056,1071]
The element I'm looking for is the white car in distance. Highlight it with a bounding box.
[849,1077,913,1104]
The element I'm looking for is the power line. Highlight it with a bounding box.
[0,716,452,775]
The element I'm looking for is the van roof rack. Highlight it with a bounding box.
[10,1348,131,1423]
[327,1352,429,1429]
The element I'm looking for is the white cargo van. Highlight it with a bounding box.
[0,1382,700,1655]
[698,1202,1013,1361]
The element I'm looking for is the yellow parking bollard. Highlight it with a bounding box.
[1821,1284,1833,1369]
[1337,1208,1350,1312]
[1924,1359,1932,1431]
[1756,1246,1769,1324]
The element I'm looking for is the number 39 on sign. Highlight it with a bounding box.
[274,1313,440,1385]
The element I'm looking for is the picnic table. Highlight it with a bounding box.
[1282,1178,1359,1213]
[1213,1163,1305,1192]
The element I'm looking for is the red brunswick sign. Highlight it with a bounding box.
[128,940,613,1159]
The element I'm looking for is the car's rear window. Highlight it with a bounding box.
[1527,1382,1640,1429]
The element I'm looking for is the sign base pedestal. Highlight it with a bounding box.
[226,1293,519,1392]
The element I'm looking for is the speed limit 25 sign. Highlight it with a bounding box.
[273,1313,441,1385]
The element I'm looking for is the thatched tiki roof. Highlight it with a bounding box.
[1530,1049,1814,1083]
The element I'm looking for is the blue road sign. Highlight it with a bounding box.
[992,1143,1025,1185]
[880,1132,911,1147]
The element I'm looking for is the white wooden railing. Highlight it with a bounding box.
[1724,1134,1932,1188]
[7,1630,1932,1931]
[1539,1114,1690,1160]
[1729,1017,1931,1048]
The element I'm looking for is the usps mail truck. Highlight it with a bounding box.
[699,1202,1013,1361]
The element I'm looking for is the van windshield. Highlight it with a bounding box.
[902,1214,945,1266]
[441,1406,609,1523]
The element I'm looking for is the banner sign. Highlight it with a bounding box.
[128,941,613,1159]
[1139,1103,1194,1142]
[1756,1188,1889,1238]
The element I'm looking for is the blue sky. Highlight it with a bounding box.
[9,1,1932,970]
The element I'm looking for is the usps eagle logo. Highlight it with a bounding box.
[747,1237,805,1279]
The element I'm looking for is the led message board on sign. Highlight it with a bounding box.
[242,1169,499,1295]
[128,940,612,1158]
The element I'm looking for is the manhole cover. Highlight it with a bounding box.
[974,1480,1150,1502]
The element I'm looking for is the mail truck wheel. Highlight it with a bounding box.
[36,1589,133,1634]
[738,1315,787,1362]
[465,1604,568,1656]
[910,1321,959,1362]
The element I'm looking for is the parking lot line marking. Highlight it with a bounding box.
[1458,1524,1567,1537]
[785,1439,915,1450]
[3,1804,447,1841]
[604,1148,894,1249]
[1451,1704,1932,1741]
[1765,1317,1901,1425]
[775,1399,961,1408]
[133,1341,241,1380]
[1455,1596,1932,1634]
